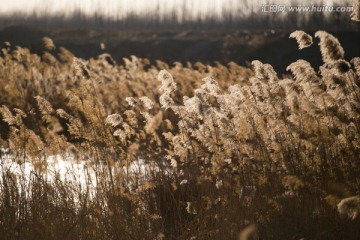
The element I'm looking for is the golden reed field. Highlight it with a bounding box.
[0,29,360,239]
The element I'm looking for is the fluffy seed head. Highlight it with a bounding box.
[139,96,154,110]
[332,60,351,74]
[158,70,176,93]
[183,96,201,114]
[289,30,313,49]
[351,0,360,21]
[106,114,123,127]
[42,37,56,51]
[35,96,54,115]
[72,57,90,79]
[126,97,137,108]
[351,57,360,77]
[251,60,278,82]
[56,109,72,120]
[287,59,318,83]
[337,196,360,220]
[0,105,17,125]
[159,94,174,109]
[315,31,344,64]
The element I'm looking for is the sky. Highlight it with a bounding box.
[0,0,352,20]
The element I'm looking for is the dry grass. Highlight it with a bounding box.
[0,30,359,239]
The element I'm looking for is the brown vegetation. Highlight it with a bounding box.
[0,30,359,239]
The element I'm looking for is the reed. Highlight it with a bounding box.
[0,31,359,239]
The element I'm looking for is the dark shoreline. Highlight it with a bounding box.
[1,25,359,74]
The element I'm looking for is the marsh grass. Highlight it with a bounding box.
[0,31,359,239]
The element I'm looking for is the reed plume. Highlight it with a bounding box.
[337,196,360,220]
[351,0,360,21]
[315,31,345,63]
[289,30,313,49]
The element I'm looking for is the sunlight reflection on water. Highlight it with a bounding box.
[0,149,165,203]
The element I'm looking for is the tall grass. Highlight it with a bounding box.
[0,31,359,239]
